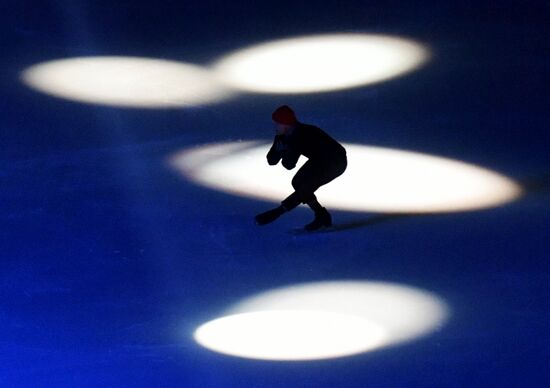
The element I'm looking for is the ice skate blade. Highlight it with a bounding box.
[289,225,336,235]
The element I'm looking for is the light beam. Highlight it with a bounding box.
[213,34,429,93]
[169,141,522,213]
[194,281,449,360]
[21,56,231,108]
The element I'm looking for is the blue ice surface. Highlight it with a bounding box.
[1,1,550,387]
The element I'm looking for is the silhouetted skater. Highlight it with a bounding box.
[255,105,347,231]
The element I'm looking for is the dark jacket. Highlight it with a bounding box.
[267,123,346,170]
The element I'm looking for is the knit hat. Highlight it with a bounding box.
[272,105,298,125]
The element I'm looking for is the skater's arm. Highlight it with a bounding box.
[267,136,283,165]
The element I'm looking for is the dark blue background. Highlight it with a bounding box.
[1,1,549,386]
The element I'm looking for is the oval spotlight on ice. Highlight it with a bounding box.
[194,281,449,361]
[21,56,231,108]
[213,34,429,94]
[169,141,522,213]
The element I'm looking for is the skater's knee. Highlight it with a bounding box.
[291,175,303,190]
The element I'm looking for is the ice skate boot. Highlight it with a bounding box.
[305,207,332,231]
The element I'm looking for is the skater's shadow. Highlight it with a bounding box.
[331,172,550,232]
[331,213,416,232]
[328,173,550,233]
[521,173,550,194]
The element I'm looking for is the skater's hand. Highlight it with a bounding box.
[267,136,285,165]
[282,159,297,170]
[274,138,287,152]
[282,148,299,170]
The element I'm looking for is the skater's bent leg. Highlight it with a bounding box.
[255,205,286,225]
[282,188,317,210]
[281,192,302,211]
[285,163,320,208]
[259,159,345,227]
[306,196,323,213]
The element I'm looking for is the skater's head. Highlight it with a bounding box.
[272,105,297,134]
